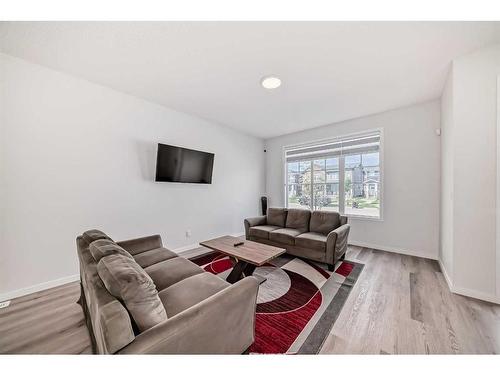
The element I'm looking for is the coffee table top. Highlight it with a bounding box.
[199,235,286,266]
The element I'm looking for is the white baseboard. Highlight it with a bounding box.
[349,240,437,260]
[174,242,202,253]
[0,274,79,303]
[450,286,500,304]
[437,259,454,290]
[175,232,245,255]
[0,232,247,303]
[437,258,499,305]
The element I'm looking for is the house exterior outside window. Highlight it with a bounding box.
[284,130,383,219]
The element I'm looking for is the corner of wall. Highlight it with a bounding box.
[438,257,453,290]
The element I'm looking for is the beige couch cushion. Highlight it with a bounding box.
[145,257,205,291]
[285,209,311,233]
[249,225,281,240]
[97,254,167,332]
[89,239,134,262]
[269,228,303,245]
[309,211,341,235]
[158,273,229,317]
[267,208,287,227]
[295,232,327,251]
[133,247,178,268]
[83,229,111,244]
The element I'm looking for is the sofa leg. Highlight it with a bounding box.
[340,253,346,261]
[328,264,335,272]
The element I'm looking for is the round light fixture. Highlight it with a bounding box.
[261,76,282,90]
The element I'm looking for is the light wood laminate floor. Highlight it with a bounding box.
[1,246,498,354]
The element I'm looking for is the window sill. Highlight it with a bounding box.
[345,214,383,222]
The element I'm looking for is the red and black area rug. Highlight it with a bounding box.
[189,251,364,354]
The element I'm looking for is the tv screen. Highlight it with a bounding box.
[155,143,214,184]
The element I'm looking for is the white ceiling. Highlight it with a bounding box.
[1,22,500,139]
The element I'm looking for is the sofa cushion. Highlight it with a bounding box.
[97,254,167,332]
[116,235,163,256]
[309,211,341,235]
[267,208,287,227]
[89,239,134,262]
[82,229,111,244]
[249,225,281,240]
[285,209,311,233]
[340,215,348,226]
[145,257,205,291]
[295,232,327,251]
[158,273,229,317]
[133,247,178,268]
[269,228,304,245]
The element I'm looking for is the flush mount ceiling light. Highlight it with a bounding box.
[261,76,282,90]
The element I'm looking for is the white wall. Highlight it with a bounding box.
[0,53,265,299]
[498,76,500,300]
[440,66,454,282]
[442,44,500,301]
[265,100,441,259]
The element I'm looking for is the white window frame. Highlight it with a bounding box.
[282,128,384,221]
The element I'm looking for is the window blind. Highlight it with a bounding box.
[285,131,381,163]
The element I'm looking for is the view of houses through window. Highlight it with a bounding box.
[285,132,381,218]
[344,152,380,216]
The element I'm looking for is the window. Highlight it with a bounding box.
[284,130,382,218]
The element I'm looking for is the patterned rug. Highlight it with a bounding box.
[189,251,364,354]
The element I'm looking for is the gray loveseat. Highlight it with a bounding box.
[244,208,350,270]
[77,230,258,354]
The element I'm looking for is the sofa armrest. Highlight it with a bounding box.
[117,276,259,354]
[116,235,163,256]
[326,224,351,264]
[340,215,348,226]
[244,215,267,239]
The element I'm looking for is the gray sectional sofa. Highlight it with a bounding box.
[77,230,258,354]
[245,208,350,270]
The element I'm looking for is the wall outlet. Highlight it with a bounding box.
[185,230,192,238]
[0,300,11,309]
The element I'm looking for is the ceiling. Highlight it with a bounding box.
[1,22,500,139]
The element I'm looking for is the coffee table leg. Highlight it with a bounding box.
[252,274,267,284]
[242,264,269,284]
[226,261,266,284]
[243,264,256,277]
[226,260,248,284]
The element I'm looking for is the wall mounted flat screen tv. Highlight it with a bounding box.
[155,143,214,184]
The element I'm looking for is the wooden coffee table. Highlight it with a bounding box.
[199,235,286,284]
